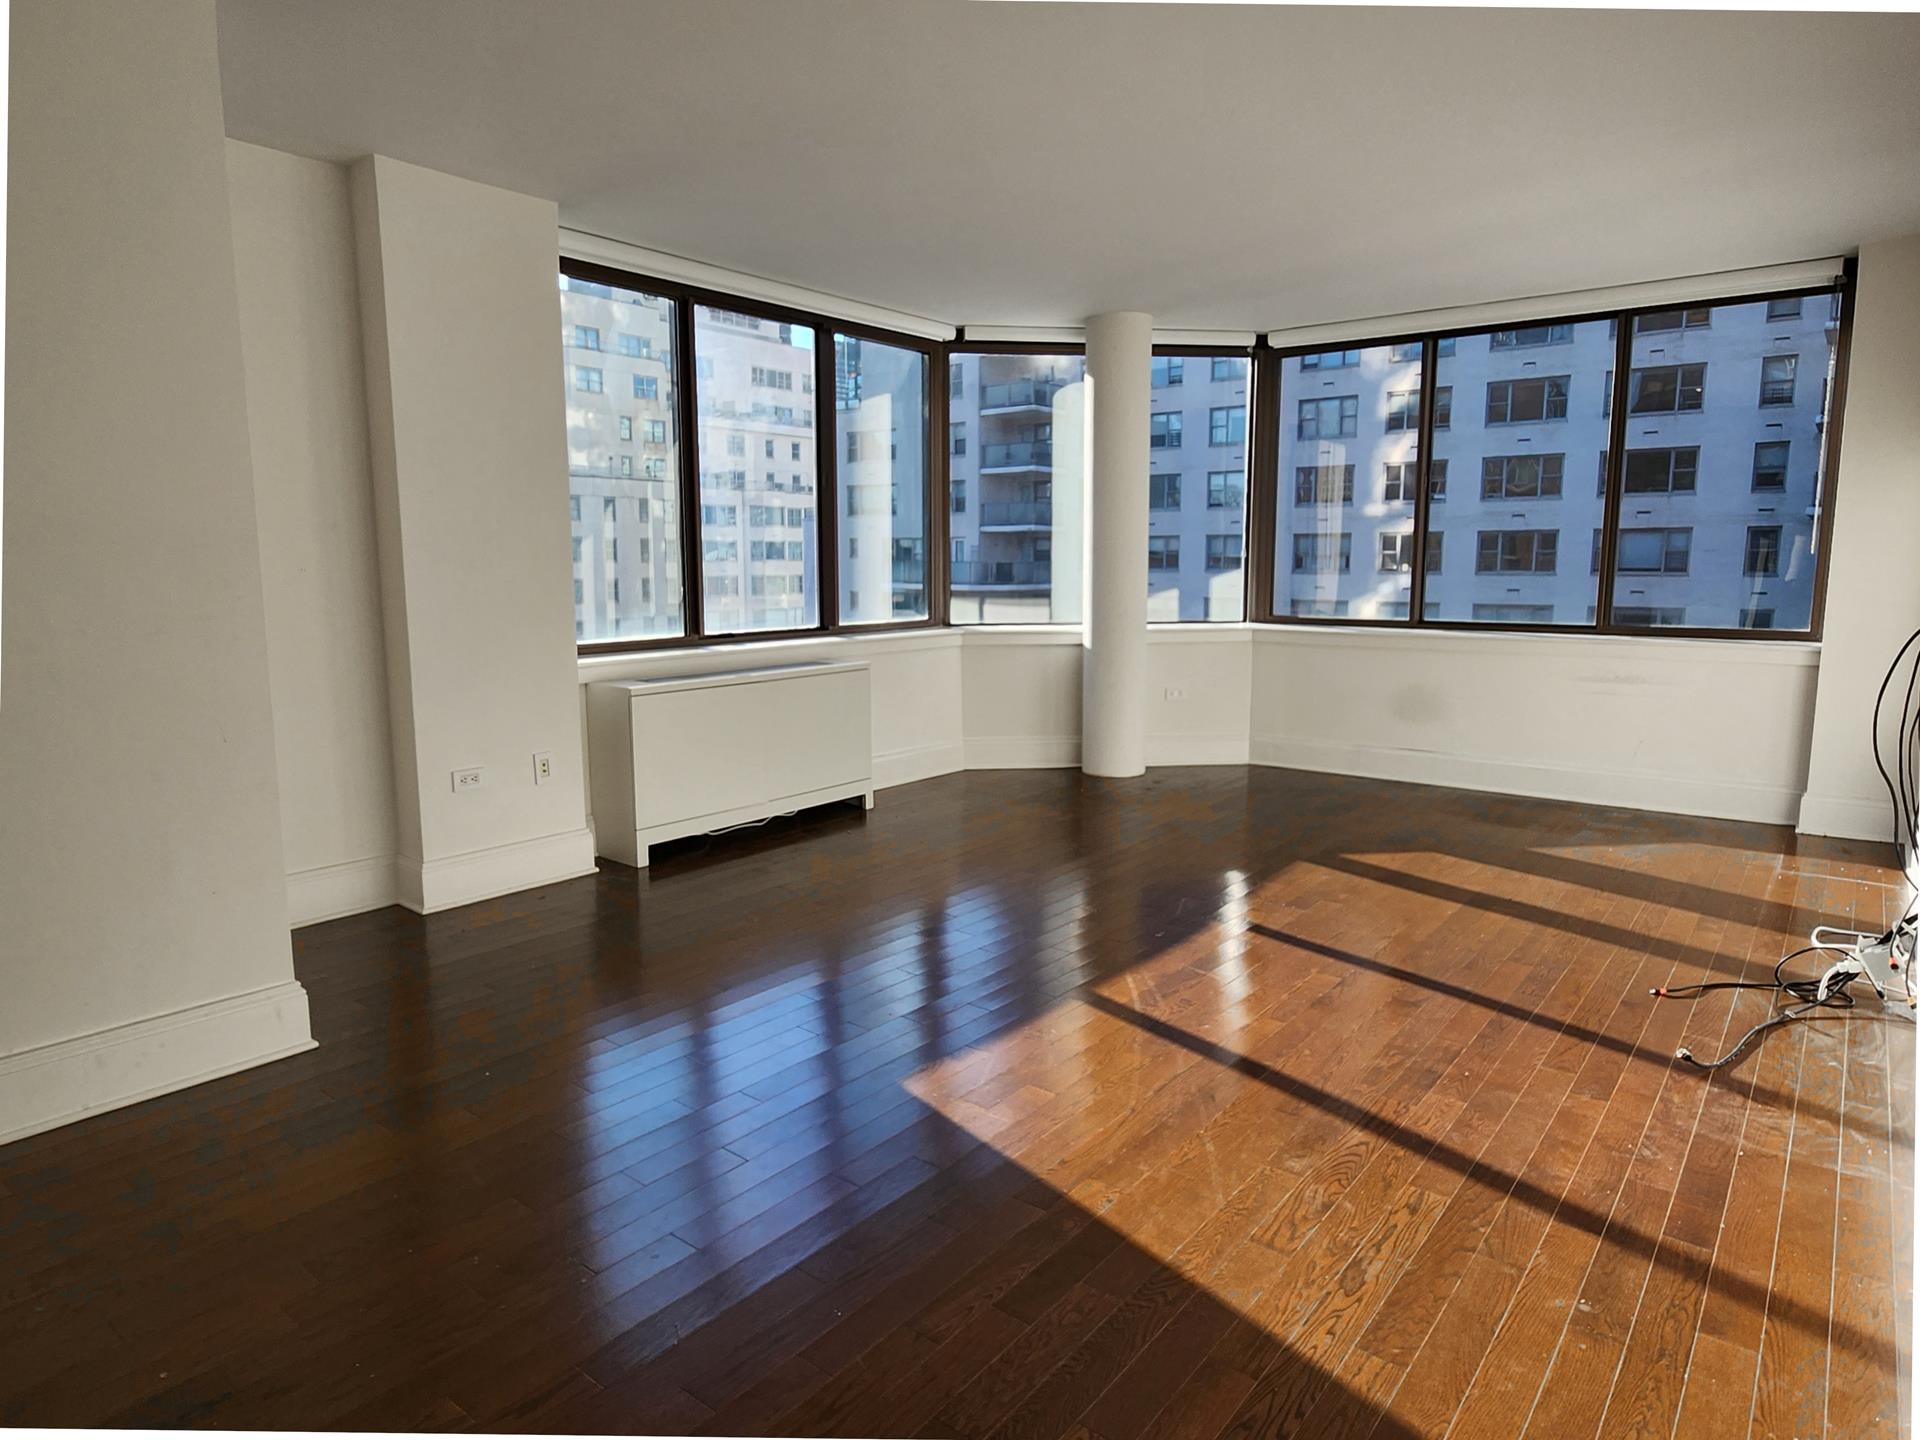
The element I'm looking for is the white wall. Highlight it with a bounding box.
[227,140,399,926]
[350,154,595,912]
[1251,627,1820,824]
[0,0,312,1144]
[1799,235,1920,843]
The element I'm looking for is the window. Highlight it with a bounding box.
[1759,354,1798,406]
[1148,535,1180,570]
[1379,532,1417,573]
[1295,465,1355,505]
[1472,604,1554,623]
[1623,447,1698,494]
[1151,356,1185,387]
[1767,298,1803,321]
[1388,342,1421,363]
[1432,387,1452,430]
[1489,323,1574,349]
[1485,375,1570,424]
[1212,357,1249,381]
[1615,527,1691,574]
[1210,406,1247,446]
[1481,453,1564,500]
[1636,307,1711,333]
[561,273,683,641]
[1740,606,1776,629]
[1385,390,1420,432]
[1293,533,1352,572]
[1752,441,1789,491]
[950,423,967,456]
[694,302,819,634]
[1745,525,1783,576]
[837,344,930,610]
[1150,412,1183,449]
[1613,607,1687,627]
[631,375,657,401]
[1206,535,1242,572]
[1628,363,1705,414]
[1208,471,1244,509]
[1300,349,1361,370]
[949,352,1085,625]
[1297,396,1358,439]
[1149,474,1182,510]
[1476,529,1558,574]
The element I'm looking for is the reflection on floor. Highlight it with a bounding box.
[0,767,1910,1438]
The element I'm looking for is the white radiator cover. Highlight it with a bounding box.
[585,660,874,867]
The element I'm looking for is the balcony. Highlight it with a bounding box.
[980,440,1052,471]
[979,379,1065,413]
[979,500,1052,529]
[951,560,1051,588]
[891,558,926,585]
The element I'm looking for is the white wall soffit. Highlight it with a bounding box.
[960,325,1259,349]
[1264,256,1849,349]
[560,227,956,342]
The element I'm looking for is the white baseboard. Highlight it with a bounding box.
[875,738,966,790]
[1250,734,1804,826]
[1797,791,1897,843]
[1146,734,1252,767]
[287,854,398,928]
[0,981,316,1147]
[965,735,1081,770]
[396,826,599,914]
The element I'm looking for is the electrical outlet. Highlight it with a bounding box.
[452,767,484,793]
[1163,686,1187,702]
[533,751,554,786]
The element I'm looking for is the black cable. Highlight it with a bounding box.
[1653,945,1866,1071]
[1872,627,1920,871]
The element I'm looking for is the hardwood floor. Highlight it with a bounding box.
[0,766,1910,1438]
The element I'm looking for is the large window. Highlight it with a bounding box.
[1146,351,1251,622]
[563,260,935,650]
[950,352,1085,624]
[561,274,684,642]
[1274,342,1423,619]
[836,334,930,625]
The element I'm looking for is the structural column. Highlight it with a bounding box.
[1081,311,1153,777]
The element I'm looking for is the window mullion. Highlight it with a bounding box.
[1595,314,1634,631]
[1408,336,1439,626]
[676,291,705,640]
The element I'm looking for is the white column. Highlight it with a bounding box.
[1081,311,1152,777]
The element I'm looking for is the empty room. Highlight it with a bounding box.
[5,1,1920,1436]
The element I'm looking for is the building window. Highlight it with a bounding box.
[1388,342,1421,363]
[1209,406,1247,446]
[574,325,601,351]
[1752,441,1789,492]
[1208,471,1244,509]
[1151,356,1184,387]
[1759,354,1798,407]
[574,366,604,394]
[617,415,634,442]
[1767,299,1803,321]
[1150,412,1184,449]
[1485,375,1570,424]
[1149,474,1182,510]
[1636,307,1711,333]
[1212,356,1249,381]
[1480,453,1565,500]
[1623,447,1699,494]
[1489,323,1574,349]
[1615,526,1692,574]
[1745,525,1783,576]
[1206,535,1242,572]
[1628,364,1706,414]
[1295,465,1355,505]
[1472,603,1555,623]
[1147,535,1180,570]
[1741,606,1776,629]
[1385,389,1420,432]
[1296,395,1358,440]
[1292,533,1353,573]
[950,423,966,456]
[1299,349,1361,370]
[1614,607,1688,627]
[952,479,967,514]
[1379,532,1416,573]
[1475,529,1558,574]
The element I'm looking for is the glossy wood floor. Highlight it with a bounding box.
[0,768,1911,1438]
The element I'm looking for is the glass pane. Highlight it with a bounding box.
[835,335,928,624]
[1427,318,1611,625]
[1273,343,1422,620]
[1609,292,1839,630]
[560,274,684,642]
[948,353,1087,624]
[693,304,819,634]
[1146,354,1249,622]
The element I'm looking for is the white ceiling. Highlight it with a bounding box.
[216,1,1920,332]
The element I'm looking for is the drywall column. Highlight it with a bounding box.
[351,155,595,912]
[1081,311,1153,777]
[1798,234,1920,845]
[0,0,313,1143]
